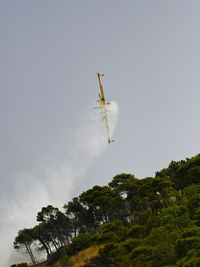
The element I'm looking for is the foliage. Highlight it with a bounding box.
[121,238,140,252]
[127,224,145,239]
[156,154,200,191]
[66,233,91,255]
[69,245,104,267]
[10,264,28,267]
[13,153,200,267]
[98,242,131,267]
[59,255,71,267]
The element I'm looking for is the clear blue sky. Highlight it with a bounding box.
[1,1,200,265]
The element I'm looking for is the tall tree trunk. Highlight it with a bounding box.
[25,242,36,265]
[51,236,59,251]
[38,237,50,255]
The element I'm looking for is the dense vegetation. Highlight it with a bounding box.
[13,154,200,267]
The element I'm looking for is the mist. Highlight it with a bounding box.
[0,101,119,266]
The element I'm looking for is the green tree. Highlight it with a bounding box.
[14,229,36,265]
[131,245,153,267]
[79,185,126,224]
[108,173,135,190]
[98,242,131,267]
[128,224,145,239]
[64,197,96,235]
[176,225,200,264]
[173,154,200,192]
[31,223,52,255]
[155,160,184,181]
[66,233,91,255]
[98,220,127,243]
[37,205,71,247]
[183,184,200,219]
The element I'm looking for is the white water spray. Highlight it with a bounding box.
[0,101,119,266]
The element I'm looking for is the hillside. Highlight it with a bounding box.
[12,154,200,267]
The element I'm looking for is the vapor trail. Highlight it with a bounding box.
[0,101,119,266]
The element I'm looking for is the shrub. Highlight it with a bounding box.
[98,242,130,267]
[97,232,120,243]
[128,224,145,239]
[67,233,91,255]
[131,245,153,266]
[101,220,127,241]
[121,238,140,252]
[152,242,176,267]
[59,255,71,267]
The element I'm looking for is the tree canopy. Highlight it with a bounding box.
[12,153,200,267]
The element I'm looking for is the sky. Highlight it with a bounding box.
[1,0,200,265]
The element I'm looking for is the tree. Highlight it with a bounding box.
[64,197,96,235]
[155,160,184,181]
[108,173,135,190]
[98,242,131,267]
[66,233,91,255]
[37,205,72,247]
[172,154,200,192]
[100,220,127,242]
[14,229,36,265]
[13,153,200,266]
[31,223,52,255]
[183,184,200,219]
[79,185,126,225]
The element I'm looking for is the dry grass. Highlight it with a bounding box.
[52,244,104,267]
[53,262,62,267]
[69,244,104,267]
